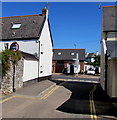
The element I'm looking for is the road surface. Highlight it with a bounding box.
[1,75,117,119]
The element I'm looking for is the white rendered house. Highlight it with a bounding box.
[101,6,117,98]
[1,8,53,84]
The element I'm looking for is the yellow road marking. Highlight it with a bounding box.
[40,81,66,100]
[1,81,66,103]
[0,96,16,104]
[13,95,40,100]
[90,100,93,118]
[40,87,56,99]
[41,86,59,99]
[41,86,57,99]
[0,86,59,103]
[89,85,97,120]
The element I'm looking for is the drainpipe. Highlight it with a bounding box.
[105,50,108,92]
[38,41,40,82]
[104,32,108,92]
[13,61,16,92]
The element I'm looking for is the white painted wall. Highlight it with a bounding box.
[39,18,53,77]
[91,58,95,63]
[100,39,106,90]
[86,57,95,63]
[0,43,3,51]
[0,40,39,55]
[23,59,38,82]
[101,33,117,98]
[84,64,94,71]
[1,13,53,82]
[107,59,117,97]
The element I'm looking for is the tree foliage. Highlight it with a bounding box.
[0,50,22,77]
[88,55,100,67]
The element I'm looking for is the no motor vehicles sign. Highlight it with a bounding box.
[10,42,19,52]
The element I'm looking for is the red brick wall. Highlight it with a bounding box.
[80,61,84,71]
[52,60,84,73]
[52,60,56,73]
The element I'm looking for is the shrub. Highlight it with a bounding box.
[0,50,22,77]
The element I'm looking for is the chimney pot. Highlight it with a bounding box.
[42,7,47,16]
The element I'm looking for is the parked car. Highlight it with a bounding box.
[86,68,95,75]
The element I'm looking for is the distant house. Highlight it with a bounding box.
[84,52,99,72]
[85,52,99,63]
[52,49,85,73]
[0,8,53,86]
[101,6,117,98]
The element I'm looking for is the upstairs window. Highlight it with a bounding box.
[58,52,61,55]
[11,23,21,29]
[71,53,75,55]
[4,43,9,49]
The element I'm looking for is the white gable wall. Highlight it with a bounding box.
[39,18,53,77]
[23,59,38,82]
[100,39,106,90]
[0,40,39,55]
[0,40,39,83]
[0,16,53,83]
[101,33,117,98]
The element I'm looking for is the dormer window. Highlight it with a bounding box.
[11,23,21,29]
[71,53,75,55]
[58,52,61,55]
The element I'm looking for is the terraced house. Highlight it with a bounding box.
[101,6,117,99]
[0,8,53,92]
[52,49,85,73]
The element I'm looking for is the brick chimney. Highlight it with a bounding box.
[42,7,47,16]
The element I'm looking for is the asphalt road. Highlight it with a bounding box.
[1,75,117,119]
[2,81,83,118]
[52,74,100,83]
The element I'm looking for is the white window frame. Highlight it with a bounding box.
[58,52,62,55]
[11,23,21,29]
[71,53,75,55]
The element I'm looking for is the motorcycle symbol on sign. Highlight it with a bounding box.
[10,42,19,52]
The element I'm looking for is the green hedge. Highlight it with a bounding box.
[0,50,22,77]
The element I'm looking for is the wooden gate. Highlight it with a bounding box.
[55,62,64,73]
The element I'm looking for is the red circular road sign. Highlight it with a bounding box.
[10,42,19,52]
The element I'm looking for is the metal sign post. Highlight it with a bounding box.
[10,42,19,92]
[73,53,79,76]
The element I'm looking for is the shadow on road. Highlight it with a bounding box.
[51,80,117,117]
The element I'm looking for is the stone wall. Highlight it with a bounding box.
[15,58,24,90]
[1,57,24,94]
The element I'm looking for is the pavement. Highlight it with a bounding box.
[2,74,99,99]
[2,79,56,100]
[1,74,117,119]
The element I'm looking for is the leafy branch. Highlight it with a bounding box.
[0,50,22,77]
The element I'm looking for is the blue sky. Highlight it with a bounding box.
[2,2,115,53]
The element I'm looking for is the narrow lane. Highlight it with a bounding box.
[2,81,79,118]
[2,76,117,119]
[52,80,117,119]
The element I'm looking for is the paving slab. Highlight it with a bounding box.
[14,80,56,97]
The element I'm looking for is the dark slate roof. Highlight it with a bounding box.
[22,52,39,61]
[1,15,46,40]
[53,49,85,61]
[87,53,96,58]
[106,41,117,58]
[103,6,117,31]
